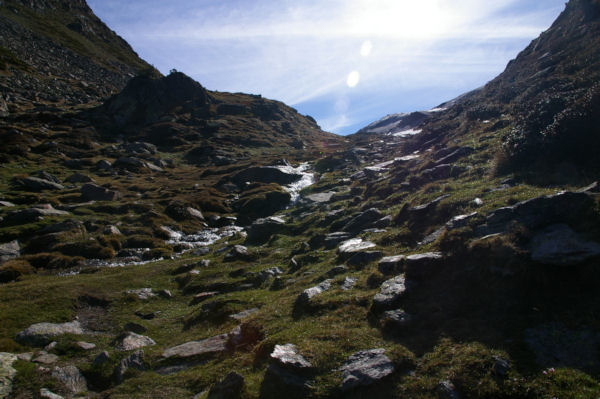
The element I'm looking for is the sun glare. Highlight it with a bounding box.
[348,0,448,39]
[360,40,373,56]
[346,70,360,87]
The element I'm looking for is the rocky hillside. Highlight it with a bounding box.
[0,1,599,398]
[0,0,157,113]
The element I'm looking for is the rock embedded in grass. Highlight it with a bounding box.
[372,275,409,312]
[378,255,405,275]
[51,365,87,394]
[115,332,156,351]
[16,320,84,346]
[339,348,395,391]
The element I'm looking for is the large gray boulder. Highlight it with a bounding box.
[246,216,286,244]
[16,321,84,346]
[340,348,395,391]
[17,176,64,191]
[372,275,408,312]
[530,224,600,265]
[162,334,228,360]
[0,240,20,263]
[116,332,156,351]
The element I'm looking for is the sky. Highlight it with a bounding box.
[87,0,567,135]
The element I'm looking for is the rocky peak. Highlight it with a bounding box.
[101,72,211,127]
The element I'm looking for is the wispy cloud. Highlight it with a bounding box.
[88,0,566,133]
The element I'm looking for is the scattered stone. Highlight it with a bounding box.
[224,245,253,262]
[158,289,173,298]
[473,198,483,206]
[341,277,357,290]
[114,350,145,384]
[246,216,286,244]
[96,159,112,170]
[162,334,228,360]
[378,255,405,275]
[191,291,219,305]
[337,239,376,256]
[255,267,283,283]
[17,352,33,361]
[16,321,83,346]
[304,192,335,203]
[208,371,245,399]
[75,341,96,350]
[81,183,121,201]
[530,224,600,265]
[126,288,156,300]
[116,332,156,351]
[40,388,64,399]
[51,365,87,394]
[445,212,478,230]
[0,352,17,399]
[347,251,383,267]
[437,380,460,399]
[4,205,69,224]
[44,341,57,352]
[0,201,15,207]
[0,240,20,263]
[342,208,384,233]
[33,352,59,364]
[230,308,259,321]
[18,176,64,191]
[270,344,313,370]
[404,252,444,281]
[374,215,392,228]
[295,280,332,306]
[340,348,394,391]
[103,225,122,235]
[372,275,408,312]
[324,232,353,249]
[381,309,412,329]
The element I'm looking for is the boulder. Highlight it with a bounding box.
[33,352,59,364]
[40,388,64,399]
[113,350,145,384]
[96,159,112,170]
[340,349,395,391]
[232,166,302,186]
[17,176,64,191]
[530,224,600,265]
[224,245,253,262]
[381,309,413,329]
[404,252,444,281]
[0,240,20,263]
[246,216,286,244]
[304,192,335,203]
[51,365,87,394]
[261,344,313,397]
[342,208,384,233]
[65,173,94,184]
[4,205,69,225]
[323,232,352,249]
[337,239,376,257]
[378,255,405,275]
[347,251,383,267]
[16,321,83,346]
[445,212,478,230]
[0,352,17,399]
[208,372,245,399]
[81,183,121,201]
[162,334,228,360]
[295,280,332,307]
[478,191,595,236]
[341,277,357,290]
[116,332,156,351]
[372,275,408,312]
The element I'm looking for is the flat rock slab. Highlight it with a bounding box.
[162,334,228,360]
[116,332,156,351]
[304,192,335,203]
[0,352,18,399]
[270,344,313,371]
[18,176,64,191]
[337,239,376,255]
[372,275,408,312]
[33,352,59,364]
[295,280,332,306]
[340,348,395,391]
[530,224,600,265]
[16,321,83,346]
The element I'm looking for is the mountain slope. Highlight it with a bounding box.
[0,1,599,399]
[0,0,157,112]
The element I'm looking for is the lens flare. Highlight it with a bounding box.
[346,70,360,87]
